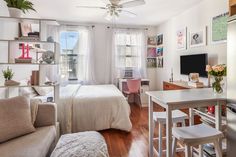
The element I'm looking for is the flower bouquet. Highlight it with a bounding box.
[206,64,227,94]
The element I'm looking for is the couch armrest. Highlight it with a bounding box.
[34,103,57,127]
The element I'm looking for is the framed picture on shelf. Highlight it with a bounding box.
[157,34,163,46]
[147,58,157,68]
[176,27,187,50]
[156,47,163,56]
[147,36,157,46]
[189,27,207,48]
[20,23,32,37]
[147,48,157,57]
[157,57,163,68]
[211,12,228,44]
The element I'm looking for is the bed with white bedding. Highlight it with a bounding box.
[57,84,132,134]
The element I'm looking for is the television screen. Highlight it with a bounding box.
[180,54,208,77]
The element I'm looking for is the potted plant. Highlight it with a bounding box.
[2,67,20,86]
[2,67,14,82]
[2,66,14,81]
[4,0,36,18]
[206,64,227,94]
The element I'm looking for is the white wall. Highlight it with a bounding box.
[146,27,157,90]
[155,0,228,90]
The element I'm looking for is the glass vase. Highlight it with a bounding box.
[212,76,223,94]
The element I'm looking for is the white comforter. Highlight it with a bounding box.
[58,84,132,134]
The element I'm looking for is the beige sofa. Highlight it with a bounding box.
[0,103,58,157]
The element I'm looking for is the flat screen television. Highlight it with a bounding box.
[180,53,208,77]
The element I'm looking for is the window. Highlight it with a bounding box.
[59,27,94,84]
[60,31,80,80]
[115,33,141,68]
[114,30,146,79]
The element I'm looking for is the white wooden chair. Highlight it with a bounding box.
[153,110,188,157]
[172,124,224,157]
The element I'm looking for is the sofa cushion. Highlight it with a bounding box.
[0,126,56,157]
[30,98,41,125]
[0,96,35,143]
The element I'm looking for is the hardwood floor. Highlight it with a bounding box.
[100,103,184,157]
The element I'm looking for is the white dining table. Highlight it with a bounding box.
[146,88,227,157]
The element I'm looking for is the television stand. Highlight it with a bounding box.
[163,80,208,90]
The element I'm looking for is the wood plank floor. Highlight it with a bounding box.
[100,103,184,157]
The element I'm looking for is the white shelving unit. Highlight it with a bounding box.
[0,16,60,103]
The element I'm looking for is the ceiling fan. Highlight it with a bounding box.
[76,0,145,20]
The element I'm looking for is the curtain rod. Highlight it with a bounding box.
[107,26,148,30]
[60,24,95,28]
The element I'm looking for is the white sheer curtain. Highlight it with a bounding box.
[74,26,97,85]
[46,25,96,85]
[104,28,116,84]
[109,28,147,84]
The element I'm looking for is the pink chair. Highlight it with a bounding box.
[123,79,142,107]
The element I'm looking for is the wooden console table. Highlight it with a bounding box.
[163,81,207,90]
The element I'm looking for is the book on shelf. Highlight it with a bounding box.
[15,36,40,41]
[188,81,204,88]
[15,58,32,63]
[28,32,39,37]
[31,70,39,85]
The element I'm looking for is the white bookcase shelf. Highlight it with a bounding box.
[0,16,59,25]
[0,16,60,102]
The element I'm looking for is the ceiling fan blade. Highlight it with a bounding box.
[120,0,145,8]
[76,6,107,9]
[118,9,137,18]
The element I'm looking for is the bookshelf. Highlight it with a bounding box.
[147,35,164,68]
[0,16,60,103]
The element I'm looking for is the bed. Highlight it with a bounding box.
[57,84,132,134]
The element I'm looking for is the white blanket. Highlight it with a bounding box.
[58,84,132,134]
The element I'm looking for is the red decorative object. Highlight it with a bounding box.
[19,43,32,59]
[208,106,215,114]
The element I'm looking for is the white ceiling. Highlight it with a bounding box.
[29,0,202,26]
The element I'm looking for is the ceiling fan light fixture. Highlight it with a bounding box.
[77,0,145,21]
[104,9,119,21]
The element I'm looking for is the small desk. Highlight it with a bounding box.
[146,88,227,157]
[119,79,150,106]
